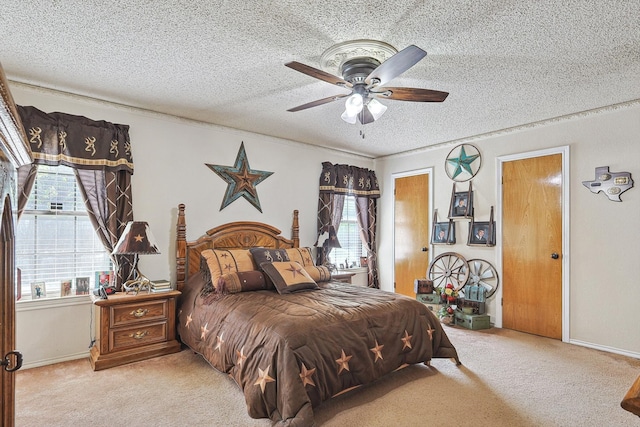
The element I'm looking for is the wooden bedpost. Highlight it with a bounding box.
[176,204,186,291]
[621,374,640,417]
[292,210,299,248]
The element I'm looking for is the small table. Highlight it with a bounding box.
[331,272,355,284]
[89,290,181,371]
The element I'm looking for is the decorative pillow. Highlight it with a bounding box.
[217,270,268,293]
[200,249,257,283]
[303,265,331,283]
[285,247,315,267]
[260,261,318,294]
[249,247,290,266]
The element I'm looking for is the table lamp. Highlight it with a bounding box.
[111,221,160,293]
[315,225,341,271]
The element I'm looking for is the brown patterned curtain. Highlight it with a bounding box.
[16,105,135,288]
[317,162,380,288]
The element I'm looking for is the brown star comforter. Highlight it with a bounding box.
[177,272,459,426]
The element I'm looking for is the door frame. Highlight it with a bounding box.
[391,167,434,292]
[495,146,570,342]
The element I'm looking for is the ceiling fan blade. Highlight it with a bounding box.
[371,87,449,102]
[287,94,349,112]
[364,45,427,87]
[358,106,375,125]
[285,61,352,88]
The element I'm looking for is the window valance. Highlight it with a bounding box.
[17,105,133,173]
[319,162,380,198]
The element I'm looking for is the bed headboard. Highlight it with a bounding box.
[175,203,300,291]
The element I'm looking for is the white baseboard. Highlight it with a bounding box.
[569,339,640,360]
[21,351,90,370]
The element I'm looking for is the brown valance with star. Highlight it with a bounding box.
[17,105,133,173]
[319,161,380,198]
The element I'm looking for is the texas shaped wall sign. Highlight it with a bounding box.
[582,166,633,202]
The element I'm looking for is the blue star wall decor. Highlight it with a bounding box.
[445,144,482,182]
[206,142,273,212]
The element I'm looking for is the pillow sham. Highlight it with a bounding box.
[201,248,257,283]
[260,261,318,294]
[302,265,331,283]
[285,247,315,267]
[249,247,290,266]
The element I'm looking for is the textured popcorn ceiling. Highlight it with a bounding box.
[1,1,639,158]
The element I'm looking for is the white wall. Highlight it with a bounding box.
[12,83,374,368]
[12,81,640,366]
[375,101,640,357]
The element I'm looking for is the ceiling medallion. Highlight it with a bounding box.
[445,144,482,182]
[320,39,398,76]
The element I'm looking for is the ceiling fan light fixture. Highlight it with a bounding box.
[286,40,448,124]
[341,109,358,124]
[341,93,364,124]
[367,99,387,121]
[344,93,363,114]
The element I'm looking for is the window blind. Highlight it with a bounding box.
[330,196,365,268]
[16,165,112,299]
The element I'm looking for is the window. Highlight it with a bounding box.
[16,165,112,300]
[329,196,366,268]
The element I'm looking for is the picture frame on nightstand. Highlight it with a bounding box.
[95,270,113,289]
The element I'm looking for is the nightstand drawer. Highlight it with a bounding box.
[110,299,168,327]
[110,322,167,352]
[90,290,181,370]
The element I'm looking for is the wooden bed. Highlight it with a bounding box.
[175,204,459,426]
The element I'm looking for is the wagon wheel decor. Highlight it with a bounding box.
[427,252,469,291]
[466,258,499,298]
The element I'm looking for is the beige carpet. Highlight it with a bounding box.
[15,326,640,426]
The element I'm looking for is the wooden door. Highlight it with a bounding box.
[502,154,563,339]
[1,197,17,426]
[0,63,31,426]
[394,173,430,297]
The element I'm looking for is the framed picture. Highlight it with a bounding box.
[60,279,73,297]
[431,222,456,244]
[468,221,496,246]
[75,277,90,295]
[449,191,473,218]
[95,270,113,289]
[359,256,368,267]
[31,282,46,299]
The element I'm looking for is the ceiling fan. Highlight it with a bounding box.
[285,43,448,125]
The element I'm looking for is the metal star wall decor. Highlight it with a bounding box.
[206,142,273,212]
[445,144,482,182]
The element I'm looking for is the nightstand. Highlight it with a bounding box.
[89,290,181,371]
[331,272,355,284]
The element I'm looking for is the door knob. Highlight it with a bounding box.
[421,247,428,252]
[1,350,23,372]
[551,253,559,259]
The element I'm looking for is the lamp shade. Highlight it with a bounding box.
[111,221,160,255]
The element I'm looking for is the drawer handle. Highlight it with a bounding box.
[131,308,148,318]
[130,330,149,340]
